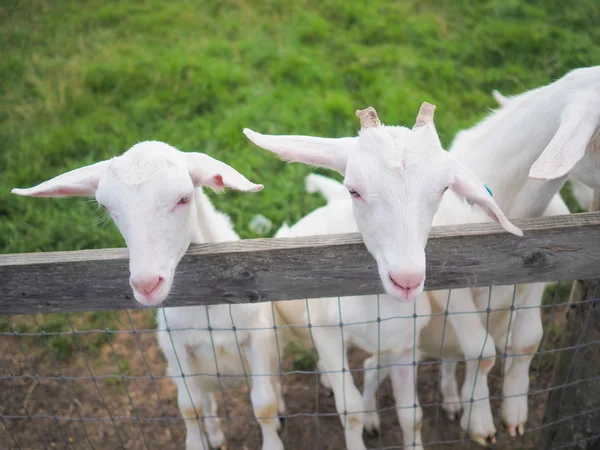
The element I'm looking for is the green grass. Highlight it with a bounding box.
[105,358,132,386]
[286,340,317,372]
[2,0,599,255]
[1,0,598,359]
[0,310,120,361]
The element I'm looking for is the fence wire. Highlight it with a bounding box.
[0,281,598,450]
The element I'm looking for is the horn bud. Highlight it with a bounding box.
[414,102,436,128]
[355,106,381,129]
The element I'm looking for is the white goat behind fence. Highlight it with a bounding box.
[244,64,600,448]
[493,87,595,211]
[411,66,600,444]
[12,142,291,450]
[246,103,522,450]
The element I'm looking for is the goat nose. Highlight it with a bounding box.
[130,275,164,296]
[389,272,424,291]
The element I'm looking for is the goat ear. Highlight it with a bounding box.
[450,159,523,236]
[12,160,111,198]
[186,153,263,193]
[243,128,355,175]
[529,109,598,181]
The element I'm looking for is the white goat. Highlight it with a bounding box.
[12,141,288,450]
[493,88,595,211]
[245,104,522,450]
[245,65,600,446]
[293,173,570,441]
[359,66,600,445]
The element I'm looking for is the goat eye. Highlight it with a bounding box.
[178,195,191,205]
[348,189,361,198]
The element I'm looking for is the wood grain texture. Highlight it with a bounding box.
[1,212,600,315]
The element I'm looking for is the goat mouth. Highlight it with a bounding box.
[387,282,423,302]
[133,290,167,307]
[130,265,177,307]
[132,278,173,307]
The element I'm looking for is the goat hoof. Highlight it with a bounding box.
[443,405,462,422]
[472,435,488,447]
[471,433,496,447]
[445,410,457,421]
[363,413,381,437]
[208,434,226,449]
[505,422,525,438]
[365,427,380,438]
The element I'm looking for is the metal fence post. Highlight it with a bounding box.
[537,191,600,450]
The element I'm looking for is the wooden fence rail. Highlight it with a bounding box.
[1,212,600,315]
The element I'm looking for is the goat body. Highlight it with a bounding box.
[364,66,600,444]
[274,180,430,450]
[268,66,600,447]
[13,142,286,450]
[247,103,521,450]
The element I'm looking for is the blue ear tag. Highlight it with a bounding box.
[484,185,493,197]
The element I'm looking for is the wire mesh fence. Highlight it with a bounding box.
[1,280,597,450]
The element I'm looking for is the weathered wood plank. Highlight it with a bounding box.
[537,193,600,450]
[1,213,600,315]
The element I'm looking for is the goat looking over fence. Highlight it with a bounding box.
[244,66,600,447]
[247,66,600,447]
[245,103,522,303]
[245,103,522,450]
[12,142,291,450]
[398,65,600,445]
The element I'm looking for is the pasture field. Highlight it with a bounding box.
[1,0,598,448]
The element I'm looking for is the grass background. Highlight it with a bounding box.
[2,0,599,256]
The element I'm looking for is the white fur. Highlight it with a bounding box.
[249,105,520,450]
[366,66,600,444]
[273,188,430,450]
[12,141,287,450]
[491,87,595,211]
[250,66,600,447]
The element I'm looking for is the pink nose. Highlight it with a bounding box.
[389,272,424,295]
[130,275,164,298]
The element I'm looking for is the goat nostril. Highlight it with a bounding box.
[389,275,409,290]
[132,276,165,297]
[147,277,163,294]
[389,273,423,291]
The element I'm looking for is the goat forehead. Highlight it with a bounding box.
[98,166,192,208]
[356,126,439,170]
[110,144,187,185]
[347,161,444,202]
